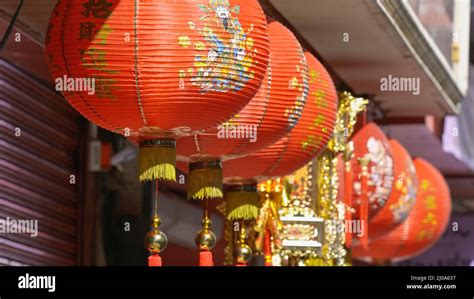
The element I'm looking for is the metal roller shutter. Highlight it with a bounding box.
[0,59,81,266]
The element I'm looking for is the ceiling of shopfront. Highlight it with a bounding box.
[268,0,461,117]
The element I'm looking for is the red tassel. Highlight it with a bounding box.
[236,263,247,267]
[360,168,369,249]
[148,254,162,267]
[199,250,214,267]
[264,229,272,266]
[344,162,353,247]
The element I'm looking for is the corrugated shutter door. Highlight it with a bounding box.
[0,60,81,266]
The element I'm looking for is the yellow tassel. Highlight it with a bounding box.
[226,190,259,220]
[139,139,176,182]
[188,159,223,200]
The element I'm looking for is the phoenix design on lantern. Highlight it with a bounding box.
[178,0,258,93]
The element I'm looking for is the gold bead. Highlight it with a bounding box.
[144,229,168,254]
[152,216,162,228]
[201,217,212,228]
[234,243,252,264]
[195,229,216,251]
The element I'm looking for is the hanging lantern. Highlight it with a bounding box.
[352,158,451,263]
[215,52,336,265]
[176,19,309,201]
[368,140,418,240]
[349,122,394,247]
[222,51,338,182]
[46,0,270,182]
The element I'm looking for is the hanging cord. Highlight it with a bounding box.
[0,0,25,50]
[146,179,166,267]
[154,179,159,217]
[197,197,215,266]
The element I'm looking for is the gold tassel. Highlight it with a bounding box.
[188,159,223,200]
[225,184,259,220]
[139,139,176,182]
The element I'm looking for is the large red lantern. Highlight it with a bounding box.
[222,51,338,182]
[176,20,309,200]
[368,139,418,240]
[219,51,336,265]
[217,52,337,263]
[46,0,270,182]
[352,158,452,263]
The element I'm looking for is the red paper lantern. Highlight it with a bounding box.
[368,139,418,240]
[46,0,270,181]
[176,20,309,200]
[350,123,394,220]
[352,158,452,262]
[221,51,338,181]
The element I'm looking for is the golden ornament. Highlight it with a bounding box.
[234,243,253,264]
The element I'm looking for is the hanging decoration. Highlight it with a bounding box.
[234,225,253,266]
[144,181,167,266]
[225,182,260,221]
[217,51,336,265]
[46,0,271,267]
[367,140,418,240]
[46,0,270,183]
[182,26,310,263]
[195,199,217,266]
[352,158,452,263]
[144,215,168,267]
[176,19,310,201]
[224,182,260,266]
[220,179,283,266]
